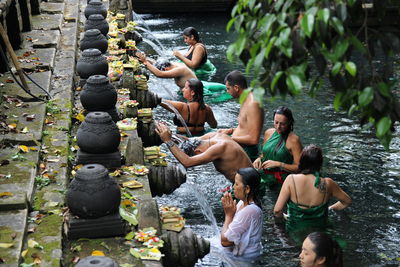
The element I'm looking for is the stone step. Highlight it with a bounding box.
[40,2,65,14]
[0,71,51,99]
[0,101,46,144]
[0,146,39,209]
[31,14,63,31]
[0,209,28,267]
[16,48,56,71]
[21,30,60,49]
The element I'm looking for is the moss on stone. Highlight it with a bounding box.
[33,191,46,211]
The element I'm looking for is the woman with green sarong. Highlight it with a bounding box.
[253,106,303,187]
[173,27,216,80]
[273,145,352,243]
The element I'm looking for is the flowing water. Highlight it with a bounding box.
[133,12,400,266]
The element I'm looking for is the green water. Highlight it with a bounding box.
[136,12,400,267]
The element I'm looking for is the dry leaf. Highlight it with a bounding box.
[21,127,29,133]
[47,158,60,163]
[21,249,28,257]
[33,255,41,264]
[8,123,17,129]
[72,256,80,263]
[29,147,38,151]
[91,250,105,256]
[0,192,13,197]
[0,160,10,166]
[75,112,85,122]
[0,243,14,248]
[18,145,29,153]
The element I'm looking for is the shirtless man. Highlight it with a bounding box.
[155,122,252,182]
[136,52,196,89]
[218,70,264,162]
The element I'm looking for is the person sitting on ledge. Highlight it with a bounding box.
[160,78,217,136]
[136,51,195,89]
[173,27,216,79]
[155,122,252,182]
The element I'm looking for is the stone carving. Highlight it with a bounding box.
[80,29,108,54]
[84,0,107,19]
[84,14,109,36]
[76,49,108,80]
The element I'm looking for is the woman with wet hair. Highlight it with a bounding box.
[273,145,352,241]
[160,78,217,136]
[300,232,343,267]
[220,167,263,263]
[173,27,216,79]
[253,106,303,187]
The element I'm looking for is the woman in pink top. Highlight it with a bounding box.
[221,167,263,263]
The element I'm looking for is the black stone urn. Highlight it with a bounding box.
[80,29,108,54]
[84,0,107,19]
[76,49,108,80]
[84,14,109,36]
[81,75,117,111]
[77,112,120,154]
[125,31,143,45]
[67,164,121,219]
[76,256,119,267]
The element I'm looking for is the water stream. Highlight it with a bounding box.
[161,100,192,137]
[133,12,400,267]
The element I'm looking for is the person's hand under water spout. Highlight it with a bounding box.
[155,121,173,142]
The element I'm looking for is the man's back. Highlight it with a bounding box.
[172,62,196,88]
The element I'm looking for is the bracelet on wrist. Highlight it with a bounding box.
[165,140,175,148]
[280,162,284,169]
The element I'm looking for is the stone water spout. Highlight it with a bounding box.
[161,228,210,267]
[148,164,186,197]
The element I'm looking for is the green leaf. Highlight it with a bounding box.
[337,4,347,21]
[358,87,373,107]
[331,17,344,35]
[301,13,315,38]
[129,248,141,259]
[345,61,357,76]
[119,207,138,226]
[253,87,264,104]
[239,88,251,105]
[125,231,135,240]
[333,92,343,111]
[271,71,283,92]
[377,82,391,97]
[333,39,349,61]
[376,117,392,137]
[331,62,342,76]
[348,104,358,116]
[349,35,367,54]
[286,74,302,94]
[317,8,330,24]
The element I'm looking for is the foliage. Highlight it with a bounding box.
[35,175,51,189]
[227,0,400,149]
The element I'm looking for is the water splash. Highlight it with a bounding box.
[162,100,192,137]
[136,26,167,54]
[189,183,220,237]
[132,11,150,31]
[141,38,166,57]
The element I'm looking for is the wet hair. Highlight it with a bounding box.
[273,106,294,152]
[186,78,205,110]
[237,167,262,209]
[298,144,323,174]
[182,27,201,42]
[307,232,343,267]
[154,58,172,71]
[224,70,248,89]
[178,138,203,156]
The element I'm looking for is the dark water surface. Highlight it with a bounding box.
[135,12,400,267]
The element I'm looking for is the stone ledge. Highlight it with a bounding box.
[0,71,51,99]
[31,14,63,31]
[40,2,65,14]
[16,48,56,71]
[21,30,60,49]
[0,209,28,267]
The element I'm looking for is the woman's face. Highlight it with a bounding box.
[183,34,195,45]
[274,113,289,134]
[233,174,248,201]
[182,82,194,101]
[299,237,320,267]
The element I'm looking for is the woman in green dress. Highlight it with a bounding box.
[273,145,352,243]
[253,106,303,187]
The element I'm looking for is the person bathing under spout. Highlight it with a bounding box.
[155,122,252,182]
[136,51,195,89]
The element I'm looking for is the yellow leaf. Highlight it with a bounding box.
[21,249,28,257]
[122,180,143,189]
[18,145,29,153]
[0,192,13,197]
[29,147,38,151]
[75,112,85,122]
[8,123,17,129]
[33,256,41,264]
[27,239,39,248]
[0,243,14,248]
[21,127,29,133]
[91,250,105,256]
